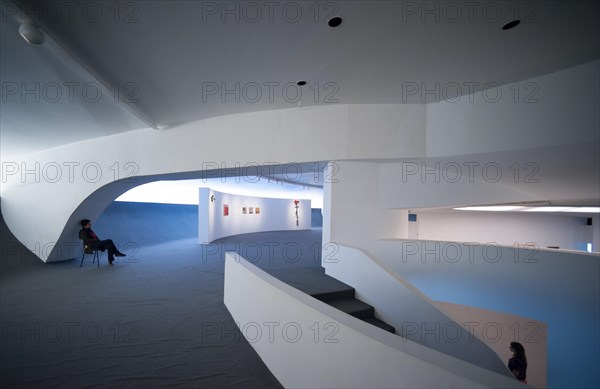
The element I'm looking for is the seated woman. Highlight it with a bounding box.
[79,219,126,266]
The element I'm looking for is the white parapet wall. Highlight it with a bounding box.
[223,252,524,389]
[323,244,513,377]
[198,188,311,243]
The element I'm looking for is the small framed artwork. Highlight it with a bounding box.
[249,207,254,214]
[223,204,229,216]
[242,207,247,214]
[255,207,260,214]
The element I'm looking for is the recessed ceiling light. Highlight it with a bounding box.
[18,23,44,45]
[328,16,343,28]
[502,19,520,30]
[296,80,307,86]
[454,205,600,213]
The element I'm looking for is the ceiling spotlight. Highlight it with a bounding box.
[297,80,306,86]
[19,23,45,45]
[328,16,343,28]
[502,19,520,30]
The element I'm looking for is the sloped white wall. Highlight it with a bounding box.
[224,253,523,389]
[198,188,311,243]
[324,244,512,377]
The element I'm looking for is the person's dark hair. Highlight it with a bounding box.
[510,342,527,363]
[80,219,91,228]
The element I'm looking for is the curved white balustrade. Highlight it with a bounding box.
[223,252,523,388]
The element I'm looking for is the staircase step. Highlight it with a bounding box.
[267,267,355,297]
[310,288,356,302]
[268,267,397,336]
[326,298,375,320]
[363,317,396,334]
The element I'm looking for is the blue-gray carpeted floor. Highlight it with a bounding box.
[1,202,333,388]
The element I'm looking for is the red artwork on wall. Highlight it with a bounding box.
[223,204,229,216]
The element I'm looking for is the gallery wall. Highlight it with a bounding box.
[199,188,311,243]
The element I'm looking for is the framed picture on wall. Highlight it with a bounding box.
[223,204,229,216]
[249,207,254,214]
[255,207,260,214]
[242,207,247,214]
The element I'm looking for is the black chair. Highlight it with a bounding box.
[79,234,100,268]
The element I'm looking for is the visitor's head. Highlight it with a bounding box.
[510,342,526,359]
[80,219,91,228]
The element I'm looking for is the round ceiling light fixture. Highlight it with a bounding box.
[502,19,520,30]
[19,23,45,45]
[328,16,343,28]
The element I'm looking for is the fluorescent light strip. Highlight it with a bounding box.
[453,206,527,212]
[522,207,574,212]
[454,206,600,213]
[566,207,600,213]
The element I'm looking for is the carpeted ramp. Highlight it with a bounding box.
[1,202,282,388]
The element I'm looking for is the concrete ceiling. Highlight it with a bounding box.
[1,0,599,158]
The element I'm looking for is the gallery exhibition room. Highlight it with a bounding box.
[1,1,599,388]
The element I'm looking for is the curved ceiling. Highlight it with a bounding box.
[1,0,599,158]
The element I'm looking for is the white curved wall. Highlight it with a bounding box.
[224,253,523,389]
[198,188,311,243]
[0,104,426,262]
[378,141,600,210]
[3,61,598,262]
